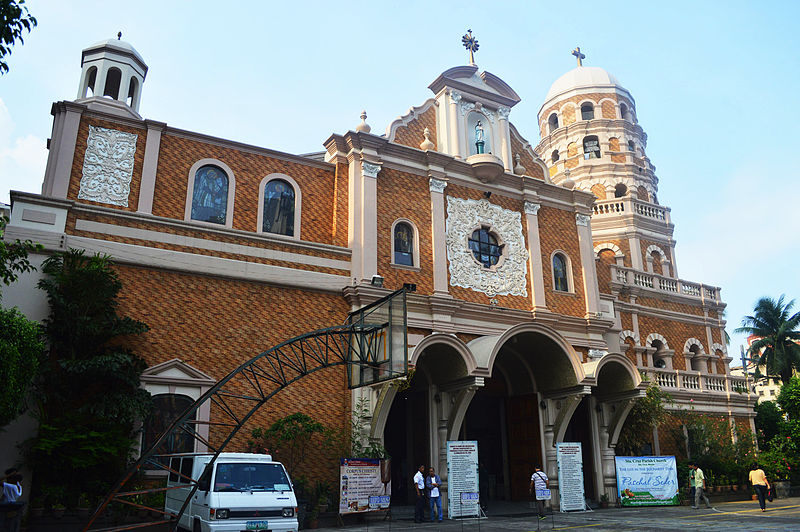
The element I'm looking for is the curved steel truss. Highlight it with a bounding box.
[83,289,408,531]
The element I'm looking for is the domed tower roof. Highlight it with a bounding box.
[81,38,148,73]
[544,66,623,101]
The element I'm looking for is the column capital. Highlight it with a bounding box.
[361,161,382,178]
[524,201,541,216]
[429,177,448,193]
[449,89,462,103]
[576,213,591,227]
[497,106,511,120]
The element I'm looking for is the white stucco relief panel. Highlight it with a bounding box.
[445,197,528,297]
[78,125,138,207]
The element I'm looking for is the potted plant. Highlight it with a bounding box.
[52,502,66,519]
[30,496,45,518]
[76,493,91,518]
[306,504,320,529]
[600,493,609,509]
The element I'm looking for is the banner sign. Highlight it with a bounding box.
[615,456,679,506]
[339,458,391,514]
[447,441,480,518]
[557,442,586,511]
[535,489,552,501]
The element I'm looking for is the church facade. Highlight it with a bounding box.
[1,38,754,505]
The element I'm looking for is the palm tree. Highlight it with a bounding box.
[736,295,800,384]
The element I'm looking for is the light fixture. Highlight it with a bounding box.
[484,191,492,199]
[371,275,384,287]
[403,283,417,292]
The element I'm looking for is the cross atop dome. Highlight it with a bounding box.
[572,46,586,67]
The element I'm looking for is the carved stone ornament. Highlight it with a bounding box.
[450,90,462,103]
[575,213,591,226]
[588,348,608,360]
[78,125,138,207]
[460,101,476,116]
[361,161,382,178]
[497,106,511,120]
[445,197,528,297]
[429,177,448,193]
[523,201,541,215]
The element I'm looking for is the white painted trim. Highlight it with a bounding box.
[257,173,302,240]
[645,332,669,350]
[578,99,596,120]
[619,329,640,345]
[184,158,236,229]
[593,242,622,257]
[710,342,727,355]
[390,218,420,268]
[645,244,667,259]
[73,219,350,271]
[684,338,706,354]
[550,249,575,293]
[385,98,437,143]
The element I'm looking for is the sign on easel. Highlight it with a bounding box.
[557,442,587,512]
[447,441,480,518]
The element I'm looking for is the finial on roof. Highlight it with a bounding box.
[572,46,585,67]
[462,29,479,66]
[355,111,371,133]
[420,127,435,151]
[562,167,575,189]
[513,153,526,176]
[118,31,122,40]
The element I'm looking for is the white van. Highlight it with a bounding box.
[165,452,299,532]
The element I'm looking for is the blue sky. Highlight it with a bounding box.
[2,0,798,359]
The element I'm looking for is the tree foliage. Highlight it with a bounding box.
[755,400,784,448]
[0,215,42,290]
[616,382,671,456]
[0,307,44,426]
[736,295,800,384]
[0,0,37,75]
[777,376,800,421]
[26,249,151,504]
[249,413,324,478]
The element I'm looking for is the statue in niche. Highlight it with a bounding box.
[475,120,485,154]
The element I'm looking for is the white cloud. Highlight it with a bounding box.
[0,98,48,203]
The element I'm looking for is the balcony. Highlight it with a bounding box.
[593,197,671,225]
[647,368,749,396]
[611,265,722,304]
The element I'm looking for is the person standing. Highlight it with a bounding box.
[427,467,443,523]
[413,464,426,523]
[688,464,696,506]
[748,463,770,512]
[528,464,549,520]
[1,468,24,532]
[690,463,711,509]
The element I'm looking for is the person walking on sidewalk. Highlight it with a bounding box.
[529,464,549,520]
[748,463,771,512]
[689,463,711,509]
[413,464,427,523]
[427,467,443,523]
[688,464,696,504]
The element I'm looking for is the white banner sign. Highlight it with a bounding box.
[338,458,391,514]
[615,456,679,506]
[557,442,586,512]
[446,441,480,518]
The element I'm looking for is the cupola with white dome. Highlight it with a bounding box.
[76,33,148,117]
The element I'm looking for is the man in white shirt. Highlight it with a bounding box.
[413,464,426,523]
[1,468,24,532]
[529,464,549,520]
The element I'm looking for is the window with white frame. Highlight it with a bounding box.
[393,221,415,266]
[552,252,570,292]
[262,179,295,236]
[190,165,230,225]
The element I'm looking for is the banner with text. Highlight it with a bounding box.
[557,442,586,512]
[615,456,679,506]
[447,441,480,518]
[339,458,391,514]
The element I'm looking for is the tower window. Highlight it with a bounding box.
[84,66,97,97]
[581,103,595,120]
[103,67,122,100]
[620,103,629,121]
[583,135,601,160]
[548,113,559,133]
[627,140,635,151]
[552,253,569,292]
[393,222,414,266]
[191,165,229,225]
[552,149,560,162]
[262,179,295,236]
[614,183,627,198]
[468,227,503,269]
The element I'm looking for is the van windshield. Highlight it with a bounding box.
[214,463,291,492]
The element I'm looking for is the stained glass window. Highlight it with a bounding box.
[553,253,569,291]
[581,103,595,121]
[394,222,414,266]
[469,228,502,268]
[143,394,196,467]
[191,165,229,224]
[263,179,295,236]
[583,136,601,160]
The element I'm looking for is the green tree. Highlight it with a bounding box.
[27,249,151,503]
[0,215,41,289]
[249,413,324,478]
[736,295,800,384]
[777,376,800,421]
[0,307,44,426]
[755,400,784,449]
[615,382,671,456]
[0,0,37,75]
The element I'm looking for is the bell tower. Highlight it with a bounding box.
[76,33,148,116]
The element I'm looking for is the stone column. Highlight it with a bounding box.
[361,161,381,282]
[524,201,547,311]
[576,213,601,315]
[137,120,166,214]
[497,106,512,171]
[430,177,449,295]
[628,236,643,270]
[42,101,84,199]
[448,91,463,159]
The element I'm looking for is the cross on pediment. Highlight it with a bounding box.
[572,47,586,67]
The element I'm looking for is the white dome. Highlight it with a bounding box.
[83,39,146,68]
[544,66,624,102]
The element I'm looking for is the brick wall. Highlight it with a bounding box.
[392,105,437,151]
[509,126,545,181]
[596,249,616,294]
[601,100,616,119]
[590,183,607,199]
[538,206,586,317]
[636,315,709,370]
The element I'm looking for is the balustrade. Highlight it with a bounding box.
[683,374,700,390]
[592,197,671,224]
[705,377,726,392]
[610,265,721,303]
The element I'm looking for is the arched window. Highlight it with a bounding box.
[689,344,702,371]
[262,179,295,236]
[469,227,503,269]
[84,66,97,97]
[552,253,569,291]
[627,140,635,151]
[620,103,629,121]
[393,222,414,266]
[191,165,229,225]
[551,149,560,162]
[614,183,627,198]
[581,103,595,120]
[548,113,559,133]
[583,135,601,160]
[143,394,196,466]
[127,77,139,107]
[103,67,122,99]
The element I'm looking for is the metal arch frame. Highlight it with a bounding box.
[83,289,408,532]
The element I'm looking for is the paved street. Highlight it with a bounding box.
[313,497,800,532]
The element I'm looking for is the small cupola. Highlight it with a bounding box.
[76,33,148,116]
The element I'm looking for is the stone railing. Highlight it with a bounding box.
[592,197,671,224]
[612,266,722,303]
[647,369,747,395]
